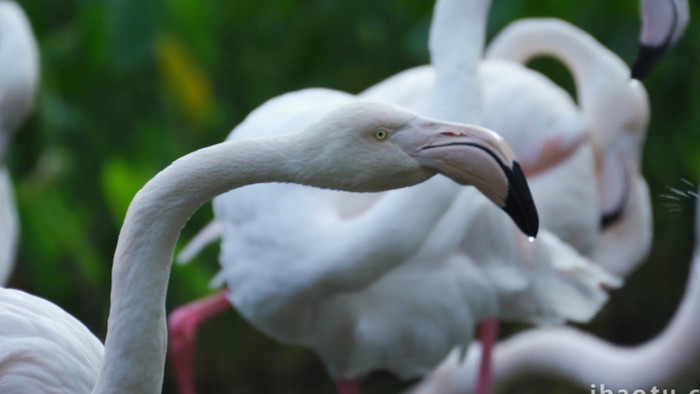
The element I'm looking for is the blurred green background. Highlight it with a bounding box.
[5,0,700,392]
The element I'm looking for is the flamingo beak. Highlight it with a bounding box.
[632,0,689,79]
[396,120,539,237]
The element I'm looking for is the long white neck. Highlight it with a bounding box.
[357,0,492,287]
[486,18,630,99]
[326,0,493,293]
[408,204,700,392]
[492,199,700,389]
[92,133,355,393]
[476,198,700,390]
[0,2,39,146]
[428,0,490,124]
[489,243,700,390]
[486,19,647,151]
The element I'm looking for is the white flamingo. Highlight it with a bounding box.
[168,1,619,394]
[0,100,537,393]
[0,1,40,286]
[484,18,652,277]
[407,17,659,394]
[632,0,690,79]
[359,12,651,394]
[363,17,652,267]
[408,187,700,394]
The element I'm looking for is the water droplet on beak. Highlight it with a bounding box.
[528,236,535,243]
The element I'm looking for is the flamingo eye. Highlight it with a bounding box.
[374,127,390,140]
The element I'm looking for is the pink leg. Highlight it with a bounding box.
[475,318,500,394]
[168,289,233,394]
[336,379,361,394]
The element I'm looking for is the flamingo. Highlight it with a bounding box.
[168,1,620,394]
[0,1,40,286]
[0,100,538,393]
[408,187,700,394]
[363,19,651,265]
[484,18,652,277]
[632,0,690,79]
[406,17,658,394]
[0,1,37,163]
[359,12,651,394]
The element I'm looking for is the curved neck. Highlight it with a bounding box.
[93,134,325,393]
[428,0,491,123]
[0,2,39,138]
[492,249,700,390]
[486,18,630,122]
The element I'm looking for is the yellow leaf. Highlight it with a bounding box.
[157,33,213,125]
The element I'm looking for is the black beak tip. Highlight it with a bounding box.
[631,43,670,80]
[502,161,539,238]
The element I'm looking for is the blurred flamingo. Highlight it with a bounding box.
[632,0,690,79]
[484,18,652,277]
[407,17,660,394]
[408,186,700,394]
[0,1,39,285]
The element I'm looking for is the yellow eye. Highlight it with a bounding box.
[374,127,390,140]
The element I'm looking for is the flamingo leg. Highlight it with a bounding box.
[336,379,361,394]
[167,289,232,394]
[475,318,500,394]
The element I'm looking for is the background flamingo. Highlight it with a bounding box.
[632,0,690,79]
[0,1,39,286]
[484,18,653,277]
[408,187,700,394]
[406,14,689,394]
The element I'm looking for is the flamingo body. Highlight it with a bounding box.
[0,287,103,393]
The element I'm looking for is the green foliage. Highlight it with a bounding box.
[5,0,700,392]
